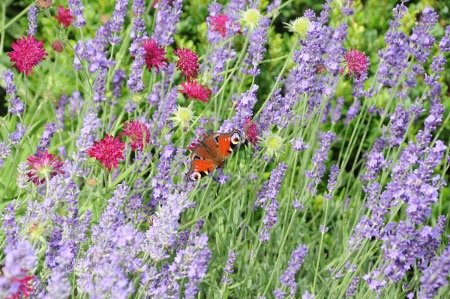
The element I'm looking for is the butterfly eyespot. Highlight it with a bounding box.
[231,132,240,145]
[189,171,202,181]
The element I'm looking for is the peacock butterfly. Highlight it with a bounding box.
[186,129,241,181]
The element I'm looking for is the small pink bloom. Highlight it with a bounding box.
[120,121,150,151]
[87,135,125,170]
[180,81,212,103]
[27,151,64,185]
[5,271,35,299]
[8,36,48,76]
[174,48,199,82]
[209,14,229,37]
[244,118,259,146]
[342,49,369,79]
[143,40,167,71]
[54,6,74,28]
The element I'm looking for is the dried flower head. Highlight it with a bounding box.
[180,81,212,102]
[260,132,284,157]
[174,48,199,81]
[120,121,150,151]
[87,135,125,170]
[209,14,229,37]
[51,40,63,52]
[143,39,167,71]
[240,8,262,30]
[342,49,369,79]
[284,17,310,38]
[169,105,194,128]
[54,6,74,28]
[8,35,48,76]
[27,151,64,185]
[37,0,52,9]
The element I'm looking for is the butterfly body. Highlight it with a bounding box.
[186,129,241,181]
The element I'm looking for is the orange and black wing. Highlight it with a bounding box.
[186,158,216,181]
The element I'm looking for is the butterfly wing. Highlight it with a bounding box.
[217,129,241,158]
[186,158,216,181]
[186,130,241,181]
[187,133,220,181]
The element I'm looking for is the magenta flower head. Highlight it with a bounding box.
[174,48,199,81]
[87,135,125,170]
[120,121,150,151]
[27,151,64,185]
[179,81,211,102]
[54,6,74,28]
[143,40,167,71]
[342,49,369,79]
[208,14,229,37]
[8,36,48,76]
[244,118,259,146]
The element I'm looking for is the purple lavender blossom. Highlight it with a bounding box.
[224,0,246,22]
[76,182,142,298]
[344,99,360,125]
[54,95,68,131]
[256,162,288,242]
[127,0,147,93]
[279,244,308,297]
[439,25,450,52]
[3,69,24,116]
[109,0,129,44]
[290,138,309,152]
[418,243,450,299]
[2,201,20,246]
[267,0,281,13]
[220,85,258,134]
[242,17,270,77]
[68,91,83,117]
[112,69,126,99]
[273,289,286,299]
[319,225,329,234]
[75,110,101,153]
[68,0,86,28]
[143,190,192,261]
[37,123,58,152]
[0,241,36,299]
[389,105,411,146]
[377,3,409,87]
[149,85,177,144]
[151,143,176,206]
[305,131,335,194]
[409,7,438,63]
[181,236,211,299]
[325,164,339,199]
[93,67,107,103]
[0,142,11,168]
[26,5,38,36]
[151,0,183,46]
[8,124,27,145]
[221,251,237,284]
[302,290,315,299]
[346,276,359,297]
[331,97,344,124]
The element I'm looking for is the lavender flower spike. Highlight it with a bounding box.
[3,69,24,116]
[256,162,288,242]
[279,244,308,297]
[68,0,86,28]
[418,244,450,299]
[27,5,39,36]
